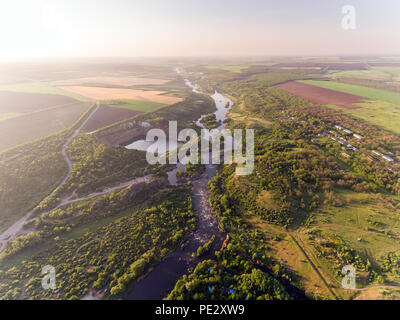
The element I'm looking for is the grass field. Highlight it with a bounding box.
[328,69,392,81]
[325,100,400,135]
[206,62,276,73]
[308,190,400,258]
[295,80,400,134]
[104,99,165,112]
[0,102,91,151]
[328,67,400,82]
[301,80,400,105]
[0,82,89,101]
[302,190,400,289]
[207,64,249,73]
[372,67,400,81]
[244,214,335,299]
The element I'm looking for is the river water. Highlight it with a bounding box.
[125,77,233,300]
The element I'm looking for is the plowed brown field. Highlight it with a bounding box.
[82,105,142,132]
[0,91,77,114]
[274,81,364,109]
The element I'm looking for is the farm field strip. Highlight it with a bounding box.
[274,81,365,109]
[104,99,165,112]
[372,67,400,81]
[0,82,90,102]
[0,102,92,152]
[0,90,79,115]
[276,80,400,135]
[51,76,171,87]
[82,104,143,132]
[59,86,183,105]
[300,80,400,105]
[326,100,400,135]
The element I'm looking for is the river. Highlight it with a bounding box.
[125,76,233,300]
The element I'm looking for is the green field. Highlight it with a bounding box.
[309,190,400,257]
[299,80,400,134]
[305,189,400,288]
[325,100,400,135]
[0,82,90,102]
[206,62,276,73]
[328,67,400,82]
[372,67,400,80]
[104,99,165,112]
[301,80,400,105]
[0,102,91,152]
[207,64,249,73]
[328,69,392,81]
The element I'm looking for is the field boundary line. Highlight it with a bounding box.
[289,234,339,299]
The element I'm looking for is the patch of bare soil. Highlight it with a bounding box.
[275,81,364,109]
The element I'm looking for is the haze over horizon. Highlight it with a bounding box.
[0,0,399,61]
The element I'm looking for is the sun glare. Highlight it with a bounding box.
[0,1,72,61]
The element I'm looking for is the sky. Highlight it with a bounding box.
[0,0,399,60]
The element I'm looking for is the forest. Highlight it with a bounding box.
[0,185,195,300]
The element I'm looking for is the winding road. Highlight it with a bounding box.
[0,103,100,252]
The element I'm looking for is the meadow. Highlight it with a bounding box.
[306,190,400,263]
[328,69,393,82]
[330,66,400,82]
[325,100,400,135]
[373,66,400,81]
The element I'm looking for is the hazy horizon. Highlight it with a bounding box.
[0,0,399,61]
